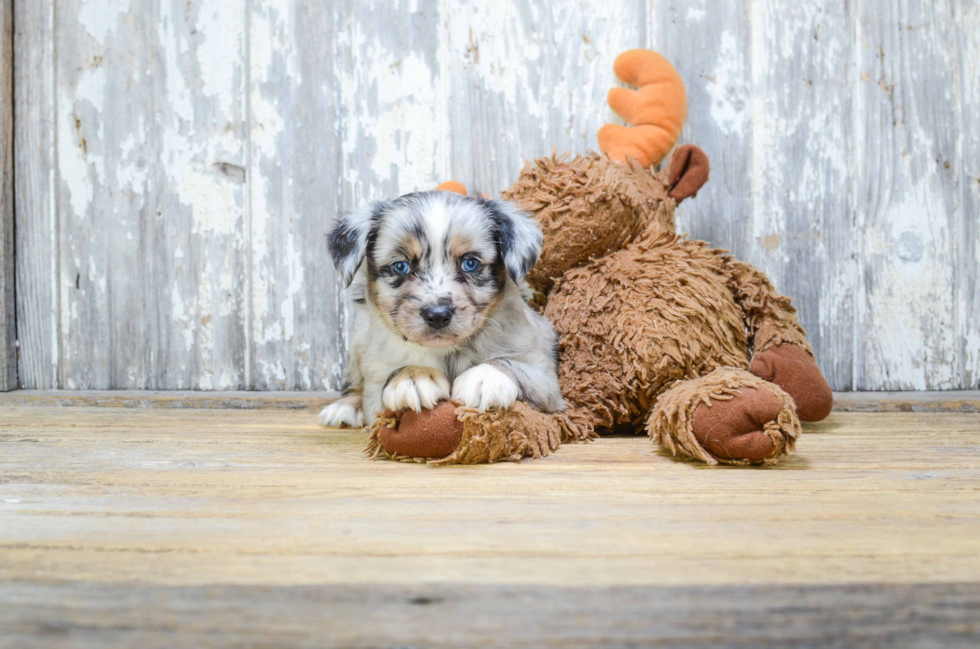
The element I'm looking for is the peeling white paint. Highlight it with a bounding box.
[709,32,749,137]
[158,1,244,237]
[77,0,132,46]
[959,2,980,387]
[58,64,106,218]
[280,231,305,342]
[195,1,247,117]
[338,14,448,197]
[171,283,195,352]
[861,174,957,389]
[443,0,640,190]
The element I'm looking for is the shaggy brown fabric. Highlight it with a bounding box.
[725,260,813,356]
[750,344,834,422]
[545,232,750,432]
[365,401,593,466]
[501,152,675,300]
[647,367,800,466]
[667,144,710,203]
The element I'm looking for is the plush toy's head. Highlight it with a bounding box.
[500,50,709,301]
[501,154,671,299]
[440,50,710,302]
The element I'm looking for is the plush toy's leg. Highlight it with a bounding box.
[647,367,801,466]
[365,401,595,465]
[726,260,833,421]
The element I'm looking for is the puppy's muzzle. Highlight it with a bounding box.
[421,305,454,330]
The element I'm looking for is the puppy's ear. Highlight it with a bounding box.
[484,199,543,283]
[327,201,389,287]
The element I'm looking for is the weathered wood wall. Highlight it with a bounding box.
[11,0,980,392]
[0,0,13,391]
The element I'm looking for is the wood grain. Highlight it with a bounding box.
[1,407,979,587]
[12,0,57,390]
[54,0,249,390]
[1,582,977,648]
[854,0,963,390]
[0,388,338,409]
[247,1,343,390]
[832,390,980,413]
[0,0,13,390]
[960,0,980,389]
[0,406,979,644]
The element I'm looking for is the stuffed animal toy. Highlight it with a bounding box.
[364,49,833,466]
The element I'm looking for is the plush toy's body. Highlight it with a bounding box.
[366,50,832,466]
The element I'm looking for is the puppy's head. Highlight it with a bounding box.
[328,191,542,348]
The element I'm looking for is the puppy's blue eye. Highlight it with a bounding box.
[461,258,480,273]
[391,261,411,275]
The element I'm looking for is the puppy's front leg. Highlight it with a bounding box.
[382,366,451,413]
[451,364,520,411]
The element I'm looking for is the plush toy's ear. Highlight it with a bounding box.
[483,199,543,283]
[327,200,390,287]
[667,144,710,203]
[436,181,468,196]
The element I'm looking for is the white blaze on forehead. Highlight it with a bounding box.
[440,197,498,262]
[418,194,495,267]
[422,199,457,296]
[424,196,451,265]
[373,193,497,269]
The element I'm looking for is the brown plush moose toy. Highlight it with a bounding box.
[365,49,833,466]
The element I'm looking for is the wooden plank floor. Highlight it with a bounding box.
[1,405,979,647]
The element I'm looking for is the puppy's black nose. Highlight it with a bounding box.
[421,305,453,330]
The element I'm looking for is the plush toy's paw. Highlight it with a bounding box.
[318,396,364,428]
[691,387,783,461]
[451,364,519,411]
[750,344,833,422]
[367,401,572,464]
[649,368,800,465]
[376,401,464,459]
[382,367,451,413]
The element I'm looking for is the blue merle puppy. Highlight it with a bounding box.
[318,191,565,427]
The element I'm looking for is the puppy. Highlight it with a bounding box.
[318,190,565,427]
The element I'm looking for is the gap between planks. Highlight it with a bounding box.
[0,389,978,412]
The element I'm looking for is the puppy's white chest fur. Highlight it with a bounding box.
[362,317,455,381]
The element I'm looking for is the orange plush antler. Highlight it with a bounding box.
[597,50,687,168]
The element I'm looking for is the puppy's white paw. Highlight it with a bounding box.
[451,364,519,411]
[382,368,451,413]
[318,400,364,428]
